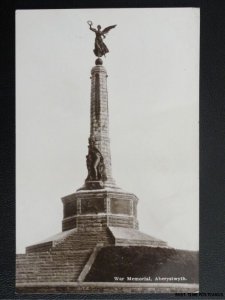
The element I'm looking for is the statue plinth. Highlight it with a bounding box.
[61,189,139,232]
[83,180,104,190]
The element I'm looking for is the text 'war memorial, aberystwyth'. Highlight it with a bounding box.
[16,22,199,294]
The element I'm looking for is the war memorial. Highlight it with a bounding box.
[16,21,199,294]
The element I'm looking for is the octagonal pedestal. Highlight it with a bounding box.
[62,188,139,232]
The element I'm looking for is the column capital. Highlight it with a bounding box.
[91,65,107,75]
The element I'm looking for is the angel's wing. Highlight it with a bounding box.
[101,25,117,35]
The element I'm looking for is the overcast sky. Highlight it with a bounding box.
[16,8,199,253]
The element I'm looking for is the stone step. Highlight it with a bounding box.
[17,274,81,278]
[17,274,82,279]
[17,268,85,274]
[17,265,85,271]
[17,255,90,264]
[18,253,89,258]
[16,258,87,264]
[17,273,82,278]
[17,278,81,283]
[18,262,83,273]
[17,260,87,266]
[17,250,90,258]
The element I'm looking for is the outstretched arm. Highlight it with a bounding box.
[89,24,97,33]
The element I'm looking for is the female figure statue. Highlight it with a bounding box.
[88,21,116,57]
[86,138,107,181]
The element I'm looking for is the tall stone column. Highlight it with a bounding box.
[81,59,116,190]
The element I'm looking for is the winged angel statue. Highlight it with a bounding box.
[88,21,116,57]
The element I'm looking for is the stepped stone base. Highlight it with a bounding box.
[17,243,198,293]
[17,226,168,287]
[17,187,169,291]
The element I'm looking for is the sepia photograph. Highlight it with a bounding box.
[16,8,199,293]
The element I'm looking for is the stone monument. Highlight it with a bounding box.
[59,21,167,247]
[16,22,198,293]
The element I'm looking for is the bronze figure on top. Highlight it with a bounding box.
[88,21,116,57]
